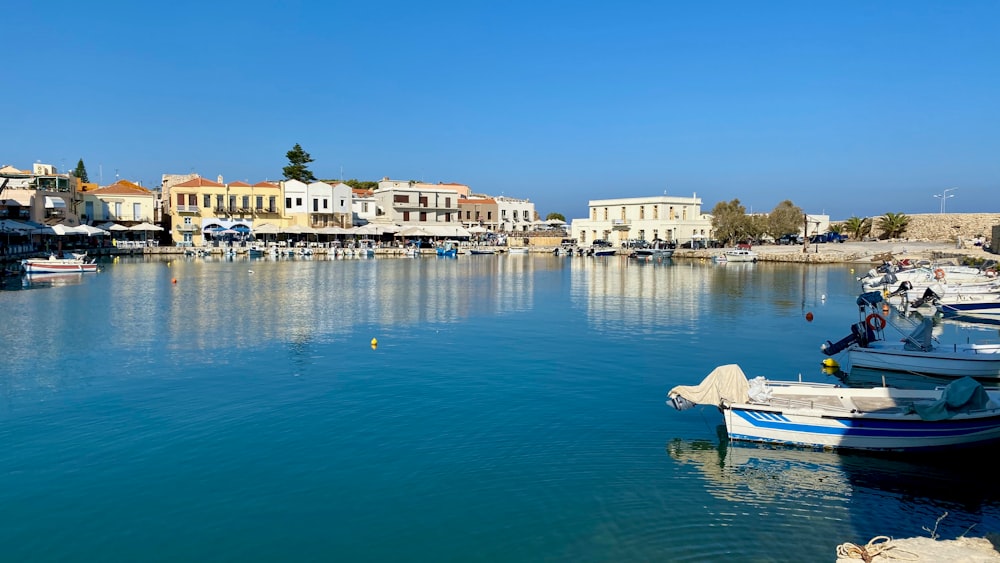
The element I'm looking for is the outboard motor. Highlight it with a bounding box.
[822,322,874,355]
[888,280,913,299]
[910,285,943,308]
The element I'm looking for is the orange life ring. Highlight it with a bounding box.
[866,313,887,331]
[934,268,945,280]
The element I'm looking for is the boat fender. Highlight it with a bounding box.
[865,313,886,331]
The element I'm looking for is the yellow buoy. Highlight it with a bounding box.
[371,338,378,349]
[822,358,839,368]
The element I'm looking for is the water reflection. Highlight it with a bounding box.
[667,436,1000,539]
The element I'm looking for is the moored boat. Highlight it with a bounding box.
[632,240,675,261]
[937,293,1000,324]
[21,255,98,274]
[822,291,1000,379]
[667,364,1000,451]
[722,248,757,262]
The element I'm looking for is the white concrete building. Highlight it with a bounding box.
[494,196,536,232]
[282,179,308,225]
[372,179,459,227]
[351,189,377,226]
[570,194,713,247]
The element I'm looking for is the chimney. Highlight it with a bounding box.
[218,175,224,184]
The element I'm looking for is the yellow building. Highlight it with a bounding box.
[80,180,156,226]
[168,178,283,247]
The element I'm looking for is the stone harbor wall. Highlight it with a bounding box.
[862,213,1000,242]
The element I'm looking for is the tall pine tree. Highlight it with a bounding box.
[283,143,317,182]
[73,159,90,183]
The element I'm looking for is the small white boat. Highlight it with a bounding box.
[822,291,1000,379]
[938,293,1000,324]
[722,248,757,262]
[668,364,1000,451]
[22,255,98,273]
[633,241,675,261]
[860,264,995,293]
[508,247,529,254]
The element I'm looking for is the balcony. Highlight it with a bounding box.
[176,223,200,232]
[611,219,631,231]
[176,205,200,213]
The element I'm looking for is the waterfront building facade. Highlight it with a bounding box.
[0,163,80,225]
[570,194,713,246]
[352,188,377,226]
[372,179,459,227]
[167,177,282,246]
[494,196,536,232]
[458,196,498,228]
[80,180,157,226]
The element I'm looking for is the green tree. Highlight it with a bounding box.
[877,212,910,239]
[842,216,871,240]
[765,200,804,240]
[72,159,89,183]
[341,179,379,191]
[545,212,566,222]
[283,143,317,182]
[746,214,769,242]
[710,199,750,245]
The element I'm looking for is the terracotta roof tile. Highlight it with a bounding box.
[253,181,280,188]
[174,177,226,188]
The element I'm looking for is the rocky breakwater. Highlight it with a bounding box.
[675,240,992,264]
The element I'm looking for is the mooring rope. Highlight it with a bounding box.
[836,536,919,561]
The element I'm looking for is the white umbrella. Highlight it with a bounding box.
[398,226,433,237]
[317,226,349,235]
[467,225,488,233]
[354,224,378,235]
[76,224,108,236]
[98,222,130,232]
[253,223,280,234]
[50,224,84,236]
[129,222,164,232]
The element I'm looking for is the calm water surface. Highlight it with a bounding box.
[2,254,999,562]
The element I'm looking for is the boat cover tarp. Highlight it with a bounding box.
[668,364,750,410]
[914,377,992,421]
[903,318,934,351]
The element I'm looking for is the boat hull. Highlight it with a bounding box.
[723,250,757,262]
[22,260,98,274]
[724,404,1000,451]
[847,345,1000,379]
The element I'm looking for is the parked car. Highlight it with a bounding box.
[810,233,847,243]
[777,234,803,245]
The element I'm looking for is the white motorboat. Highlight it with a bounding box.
[822,291,1000,379]
[668,364,1000,451]
[633,241,675,261]
[860,264,994,293]
[722,248,757,262]
[938,293,1000,324]
[22,255,98,274]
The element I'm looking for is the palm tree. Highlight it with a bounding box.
[877,212,910,239]
[842,216,872,240]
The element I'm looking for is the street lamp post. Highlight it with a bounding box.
[934,187,957,213]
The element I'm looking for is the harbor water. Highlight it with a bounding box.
[2,254,999,562]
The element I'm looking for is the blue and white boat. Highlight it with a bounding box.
[938,293,1000,324]
[668,364,1000,452]
[821,291,1000,379]
[436,240,458,258]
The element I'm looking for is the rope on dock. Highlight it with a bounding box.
[836,536,919,561]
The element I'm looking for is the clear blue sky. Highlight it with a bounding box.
[6,1,999,220]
